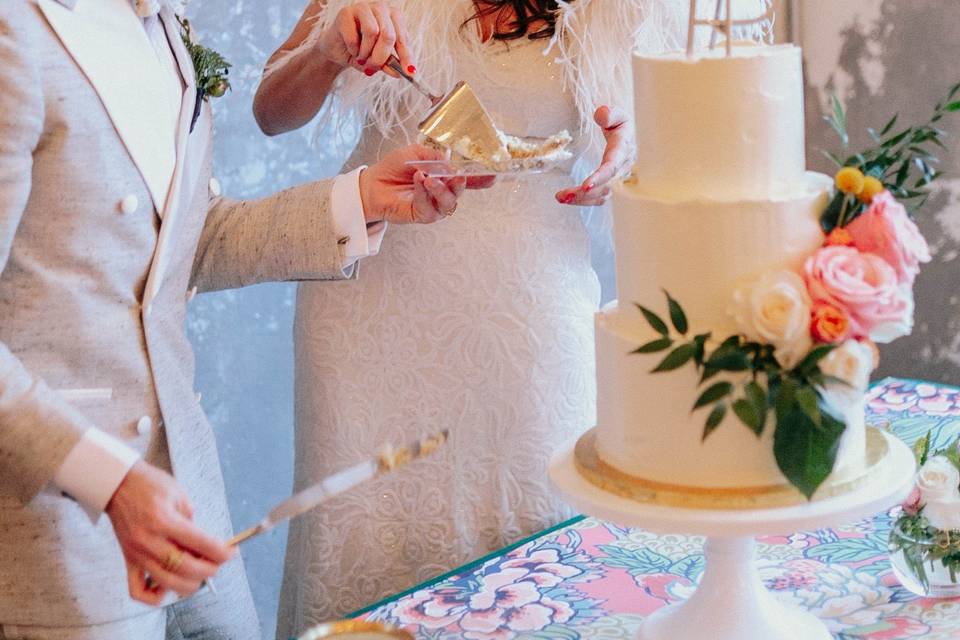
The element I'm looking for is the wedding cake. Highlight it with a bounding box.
[591,43,866,503]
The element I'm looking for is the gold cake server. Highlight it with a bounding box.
[227,430,449,546]
[384,55,504,162]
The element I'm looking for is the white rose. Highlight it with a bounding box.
[917,456,960,505]
[820,340,874,392]
[730,270,812,369]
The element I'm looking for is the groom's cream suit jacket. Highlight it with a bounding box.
[0,0,354,627]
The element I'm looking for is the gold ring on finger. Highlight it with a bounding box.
[162,547,184,573]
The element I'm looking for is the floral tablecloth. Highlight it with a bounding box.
[358,378,960,639]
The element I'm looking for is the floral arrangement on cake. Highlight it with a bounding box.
[635,84,959,499]
[889,432,960,591]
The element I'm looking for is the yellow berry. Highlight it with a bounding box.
[835,167,866,195]
[858,176,884,203]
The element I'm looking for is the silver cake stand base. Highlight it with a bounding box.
[548,428,915,640]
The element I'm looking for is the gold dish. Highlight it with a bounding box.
[298,620,414,640]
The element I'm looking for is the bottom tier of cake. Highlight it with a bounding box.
[594,304,867,495]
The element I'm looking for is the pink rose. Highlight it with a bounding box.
[804,245,914,343]
[901,486,922,516]
[846,191,931,285]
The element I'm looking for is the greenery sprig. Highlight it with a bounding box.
[820,82,960,232]
[178,17,231,100]
[635,291,844,499]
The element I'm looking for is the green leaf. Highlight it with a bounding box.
[692,333,711,366]
[796,385,822,428]
[700,366,721,384]
[636,303,669,337]
[733,398,763,436]
[945,101,960,112]
[702,403,727,441]
[633,338,674,354]
[774,377,798,422]
[821,150,844,168]
[880,113,899,136]
[745,381,768,434]
[694,382,734,410]
[820,190,847,233]
[913,431,931,466]
[664,290,689,335]
[705,347,751,372]
[652,343,696,373]
[795,344,836,376]
[773,402,845,499]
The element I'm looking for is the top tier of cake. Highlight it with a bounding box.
[631,43,806,201]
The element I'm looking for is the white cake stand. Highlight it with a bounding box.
[549,428,915,640]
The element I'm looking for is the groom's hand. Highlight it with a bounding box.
[359,144,493,225]
[105,461,234,605]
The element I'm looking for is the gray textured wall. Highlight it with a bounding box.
[184,1,959,637]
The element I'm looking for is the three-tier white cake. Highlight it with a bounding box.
[593,43,867,499]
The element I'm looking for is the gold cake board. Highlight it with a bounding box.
[574,426,891,511]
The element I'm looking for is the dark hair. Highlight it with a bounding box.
[466,1,569,42]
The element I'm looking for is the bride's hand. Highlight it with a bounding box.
[319,1,416,78]
[359,145,495,225]
[555,105,634,207]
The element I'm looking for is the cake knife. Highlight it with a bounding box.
[227,429,449,546]
[146,431,449,594]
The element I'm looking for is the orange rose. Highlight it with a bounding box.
[811,302,851,343]
[825,227,855,247]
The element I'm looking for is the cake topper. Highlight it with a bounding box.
[687,0,775,57]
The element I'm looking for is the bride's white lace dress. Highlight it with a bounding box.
[274,1,764,635]
[278,36,600,634]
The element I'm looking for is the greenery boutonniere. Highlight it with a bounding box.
[177,17,231,132]
[177,17,231,99]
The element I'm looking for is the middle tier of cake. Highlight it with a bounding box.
[611,171,834,338]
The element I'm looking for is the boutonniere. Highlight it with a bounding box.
[177,17,232,131]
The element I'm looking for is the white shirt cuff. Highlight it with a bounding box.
[331,166,372,268]
[53,428,141,522]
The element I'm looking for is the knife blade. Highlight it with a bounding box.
[227,429,450,547]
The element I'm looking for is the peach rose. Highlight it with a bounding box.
[804,246,914,343]
[810,303,850,344]
[846,191,931,285]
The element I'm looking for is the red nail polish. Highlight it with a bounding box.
[357,58,367,66]
[583,183,594,192]
[364,68,376,77]
[407,65,417,74]
[561,193,576,204]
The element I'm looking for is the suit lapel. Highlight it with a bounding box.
[141,7,200,313]
[37,0,178,213]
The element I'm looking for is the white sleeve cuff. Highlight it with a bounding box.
[53,428,141,522]
[331,166,371,268]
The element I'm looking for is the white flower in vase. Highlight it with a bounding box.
[730,270,812,369]
[916,456,960,531]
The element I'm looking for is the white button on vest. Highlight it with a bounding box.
[186,286,198,303]
[119,195,139,214]
[209,177,222,197]
[136,415,152,436]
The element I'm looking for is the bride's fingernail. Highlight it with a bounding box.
[357,58,367,66]
[561,193,577,204]
[407,65,417,74]
[364,68,376,77]
[583,183,594,192]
